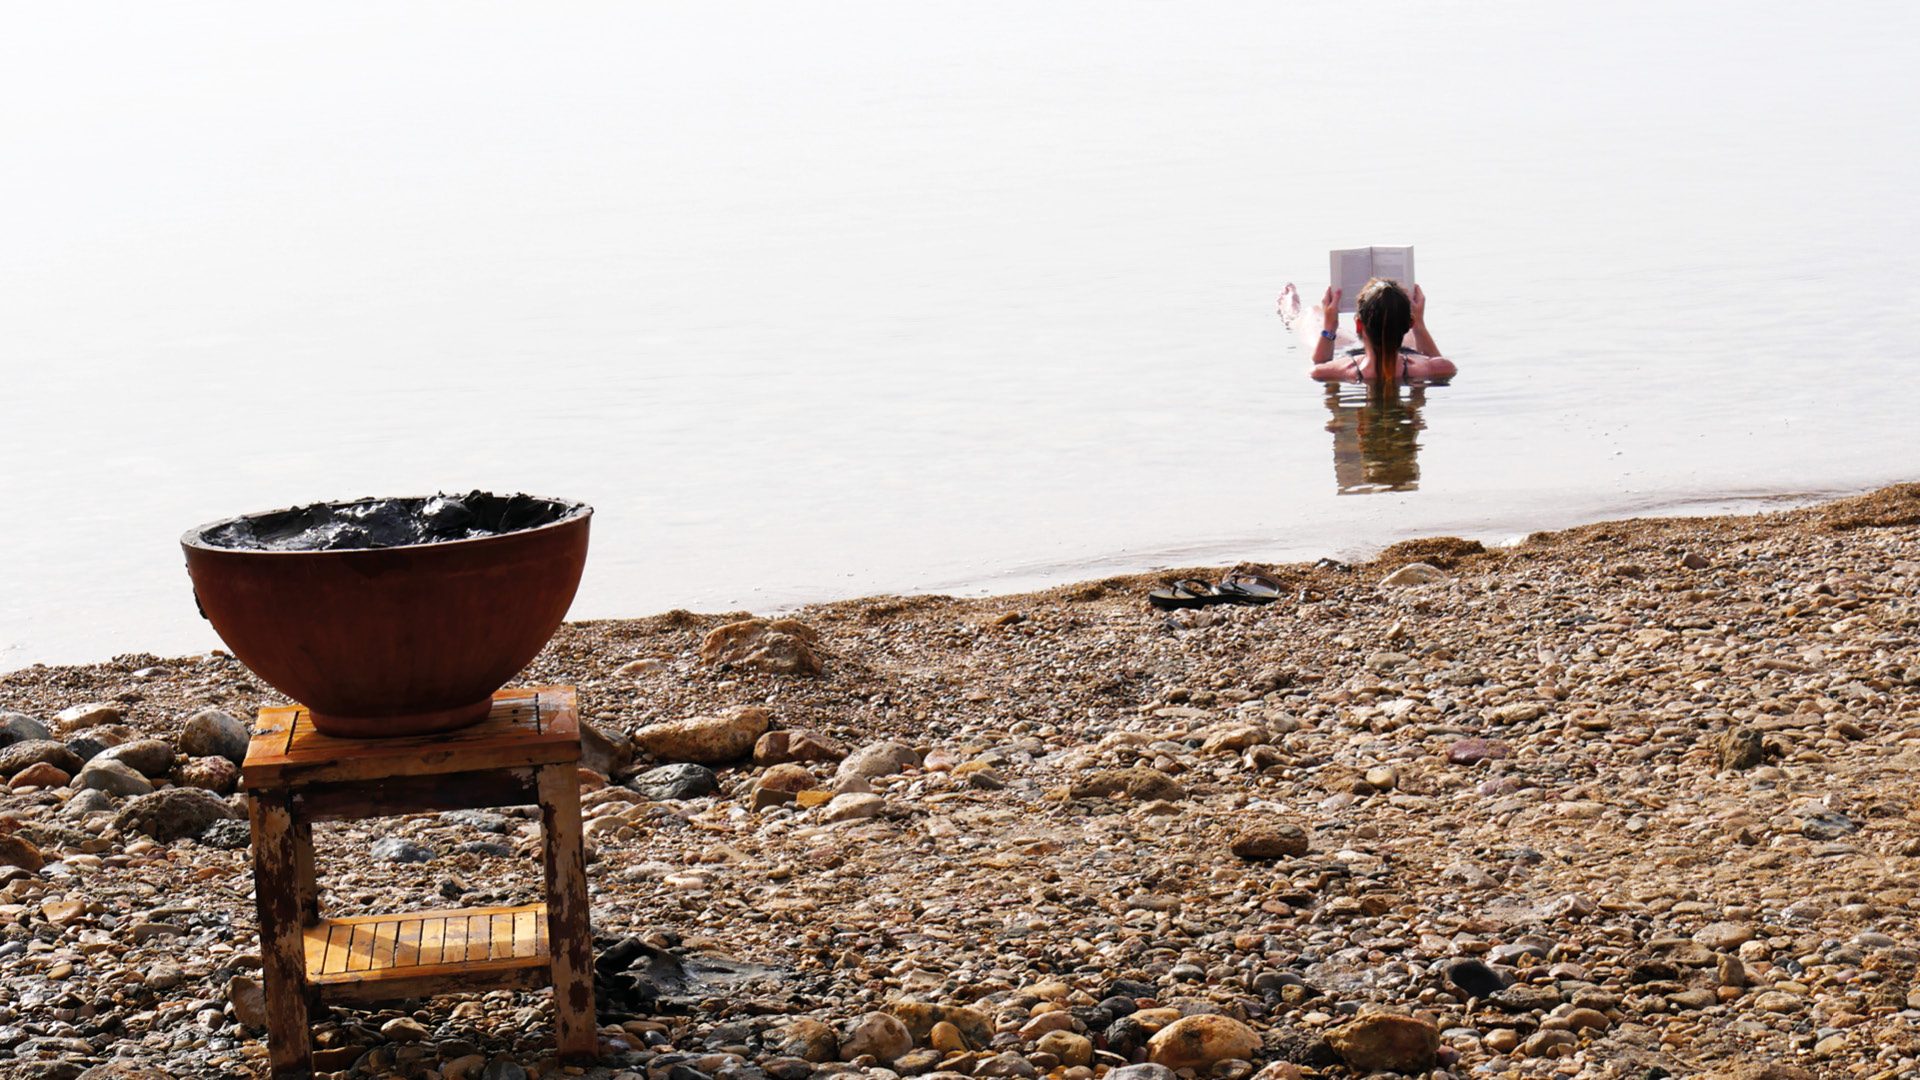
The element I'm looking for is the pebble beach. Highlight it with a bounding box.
[2,483,1918,1079]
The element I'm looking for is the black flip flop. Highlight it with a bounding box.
[1217,568,1283,605]
[1148,579,1231,610]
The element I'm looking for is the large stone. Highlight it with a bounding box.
[769,1018,839,1063]
[836,741,921,781]
[1069,767,1187,802]
[371,837,435,864]
[628,763,720,801]
[840,1011,912,1063]
[0,713,51,747]
[752,763,820,809]
[700,618,824,676]
[1719,727,1766,771]
[1327,1013,1439,1074]
[73,759,154,797]
[1034,1031,1092,1067]
[889,1002,992,1049]
[579,721,632,778]
[174,755,240,795]
[227,975,268,1029]
[9,761,71,789]
[1145,1015,1261,1070]
[1230,823,1310,860]
[822,792,884,822]
[93,738,175,779]
[0,740,85,779]
[632,706,770,764]
[1379,563,1448,588]
[54,702,123,735]
[1108,1067,1177,1080]
[754,729,849,765]
[0,834,45,872]
[179,708,250,764]
[114,787,240,842]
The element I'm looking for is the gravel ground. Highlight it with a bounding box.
[1,483,1918,1080]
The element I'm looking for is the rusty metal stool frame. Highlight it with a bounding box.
[241,685,595,1076]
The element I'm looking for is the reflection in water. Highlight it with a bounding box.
[1325,383,1428,495]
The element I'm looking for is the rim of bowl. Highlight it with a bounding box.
[180,495,593,554]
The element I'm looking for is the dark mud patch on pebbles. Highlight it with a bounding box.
[193,491,583,551]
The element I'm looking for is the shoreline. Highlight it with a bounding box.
[0,482,1917,1077]
[0,480,1892,679]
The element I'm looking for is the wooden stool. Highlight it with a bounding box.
[241,685,596,1076]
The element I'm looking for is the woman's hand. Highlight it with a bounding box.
[1410,283,1427,327]
[1321,286,1341,332]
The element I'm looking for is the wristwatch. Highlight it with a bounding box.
[1320,329,1337,341]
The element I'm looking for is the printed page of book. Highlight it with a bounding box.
[1368,246,1415,288]
[1330,248,1373,312]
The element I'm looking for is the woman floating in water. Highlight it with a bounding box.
[1278,279,1456,385]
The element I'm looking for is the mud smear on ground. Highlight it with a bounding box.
[194,492,584,552]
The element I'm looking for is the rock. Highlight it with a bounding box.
[1448,738,1511,766]
[54,702,123,735]
[1719,727,1766,771]
[443,1056,489,1080]
[821,793,884,822]
[770,1019,839,1063]
[114,787,239,842]
[840,1012,911,1063]
[579,721,632,778]
[0,834,45,871]
[1146,1015,1261,1071]
[890,1003,992,1049]
[1380,563,1447,587]
[752,763,820,809]
[78,1065,175,1080]
[1068,767,1186,802]
[632,706,771,764]
[174,755,239,794]
[699,619,824,676]
[0,740,84,779]
[1363,766,1398,790]
[62,788,114,818]
[1033,1031,1091,1067]
[754,729,849,766]
[73,759,154,797]
[836,741,921,781]
[480,1061,528,1080]
[1520,1029,1577,1057]
[1800,808,1859,840]
[929,1022,969,1053]
[1681,551,1711,570]
[1695,922,1755,950]
[1483,703,1544,724]
[630,763,721,801]
[9,762,71,789]
[179,708,250,764]
[371,837,435,863]
[1443,959,1508,999]
[65,729,122,763]
[974,1053,1038,1079]
[227,975,268,1029]
[93,738,174,779]
[1229,824,1310,860]
[380,1016,429,1042]
[1107,1067,1176,1080]
[199,818,252,849]
[0,713,50,746]
[1327,1014,1439,1074]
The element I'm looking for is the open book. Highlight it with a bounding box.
[1330,245,1414,313]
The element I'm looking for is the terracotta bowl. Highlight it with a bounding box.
[182,495,591,738]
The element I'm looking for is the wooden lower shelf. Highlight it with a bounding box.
[301,904,551,1003]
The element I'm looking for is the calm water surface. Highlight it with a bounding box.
[3,2,1918,668]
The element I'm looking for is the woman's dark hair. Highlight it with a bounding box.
[1355,278,1412,391]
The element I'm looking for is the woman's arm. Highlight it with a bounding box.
[1407,283,1442,357]
[1310,285,1341,367]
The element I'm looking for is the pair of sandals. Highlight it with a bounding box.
[1149,568,1283,610]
